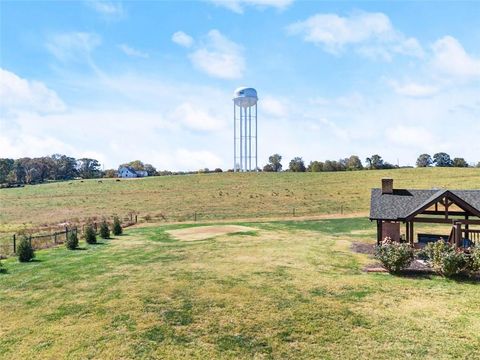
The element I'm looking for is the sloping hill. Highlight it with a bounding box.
[1,168,479,233]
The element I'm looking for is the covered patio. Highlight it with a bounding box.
[370,179,480,248]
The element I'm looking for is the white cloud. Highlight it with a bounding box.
[209,0,293,14]
[262,96,288,117]
[46,32,101,62]
[86,1,125,18]
[118,44,149,58]
[287,11,423,59]
[385,125,436,149]
[388,80,439,97]
[172,31,194,48]
[431,36,480,80]
[188,30,245,79]
[171,102,225,131]
[0,68,66,114]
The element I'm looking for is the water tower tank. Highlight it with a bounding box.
[233,87,258,108]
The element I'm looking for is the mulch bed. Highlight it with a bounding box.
[351,242,435,275]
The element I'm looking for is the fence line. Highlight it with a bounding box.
[0,205,352,257]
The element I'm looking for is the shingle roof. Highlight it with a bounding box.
[369,188,480,220]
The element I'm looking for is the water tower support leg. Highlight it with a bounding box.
[255,104,258,171]
[233,102,236,172]
[249,106,252,171]
[239,105,242,171]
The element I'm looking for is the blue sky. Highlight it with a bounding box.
[1,0,479,170]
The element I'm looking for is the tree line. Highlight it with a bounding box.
[1,151,478,186]
[262,154,393,172]
[262,152,480,172]
[0,155,102,185]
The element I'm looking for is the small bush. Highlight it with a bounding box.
[17,236,35,262]
[375,241,415,273]
[84,224,97,244]
[424,241,467,277]
[113,216,122,236]
[465,247,480,276]
[65,230,79,250]
[0,260,5,273]
[99,220,110,239]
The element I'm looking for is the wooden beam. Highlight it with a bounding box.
[422,210,470,216]
[412,218,480,225]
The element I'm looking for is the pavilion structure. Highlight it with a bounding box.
[370,179,480,248]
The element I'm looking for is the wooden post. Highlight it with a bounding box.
[293,207,295,216]
[410,221,414,246]
[341,205,343,215]
[376,220,382,245]
[13,234,16,253]
[54,232,57,244]
[456,222,462,248]
[405,221,410,243]
[194,212,197,222]
[465,215,469,240]
[135,215,138,223]
[65,226,68,242]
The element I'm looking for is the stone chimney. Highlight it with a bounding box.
[382,178,393,194]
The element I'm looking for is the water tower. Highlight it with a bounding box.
[233,87,258,172]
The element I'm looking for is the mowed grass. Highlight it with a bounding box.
[1,167,480,234]
[1,218,480,359]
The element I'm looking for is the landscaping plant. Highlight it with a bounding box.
[423,241,467,277]
[113,216,122,236]
[465,246,480,276]
[17,235,35,262]
[100,220,110,239]
[65,230,79,250]
[84,224,97,244]
[374,237,414,273]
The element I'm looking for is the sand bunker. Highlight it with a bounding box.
[167,225,256,241]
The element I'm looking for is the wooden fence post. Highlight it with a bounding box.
[135,215,138,223]
[292,207,295,216]
[65,227,68,242]
[54,232,57,244]
[194,212,197,222]
[13,234,16,253]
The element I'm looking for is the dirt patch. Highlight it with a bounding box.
[167,225,256,241]
[351,242,375,255]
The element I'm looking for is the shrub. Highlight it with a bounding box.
[65,230,79,250]
[0,259,5,273]
[99,220,110,239]
[375,241,414,273]
[465,247,480,276]
[113,216,122,236]
[84,224,97,244]
[17,236,35,262]
[423,241,467,277]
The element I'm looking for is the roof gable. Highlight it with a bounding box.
[370,188,480,220]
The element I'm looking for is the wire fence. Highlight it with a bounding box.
[0,205,352,258]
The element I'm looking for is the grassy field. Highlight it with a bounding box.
[1,218,480,359]
[1,168,480,236]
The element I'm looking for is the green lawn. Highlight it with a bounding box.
[1,218,479,359]
[1,168,480,236]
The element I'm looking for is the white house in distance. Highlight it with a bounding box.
[118,166,148,178]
